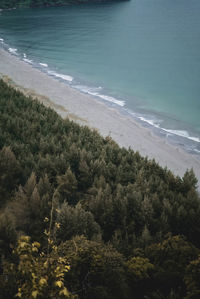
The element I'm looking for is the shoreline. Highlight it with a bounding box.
[3,40,200,154]
[1,48,200,188]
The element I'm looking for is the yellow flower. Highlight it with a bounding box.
[32,242,40,248]
[55,222,61,229]
[39,278,47,286]
[20,236,30,242]
[31,290,38,298]
[48,238,53,245]
[64,265,70,272]
[32,247,38,253]
[44,229,50,236]
[59,287,70,297]
[55,280,63,288]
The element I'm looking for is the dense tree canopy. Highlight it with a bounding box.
[0,79,200,298]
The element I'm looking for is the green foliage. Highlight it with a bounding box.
[0,0,105,9]
[0,79,200,298]
[145,235,200,297]
[145,235,199,271]
[6,172,53,243]
[55,202,101,242]
[126,256,155,298]
[126,256,154,281]
[57,168,78,204]
[0,146,22,207]
[184,255,200,299]
[59,236,130,299]
[0,213,17,259]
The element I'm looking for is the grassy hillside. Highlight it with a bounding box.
[0,79,200,298]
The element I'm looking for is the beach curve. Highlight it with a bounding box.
[0,48,200,189]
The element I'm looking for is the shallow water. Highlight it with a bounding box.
[0,0,200,154]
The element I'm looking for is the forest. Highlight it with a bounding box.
[0,78,200,298]
[0,0,117,9]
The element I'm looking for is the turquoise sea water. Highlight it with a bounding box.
[0,0,200,154]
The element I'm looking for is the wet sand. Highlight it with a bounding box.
[1,48,200,188]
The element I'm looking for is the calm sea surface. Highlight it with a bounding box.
[0,0,200,154]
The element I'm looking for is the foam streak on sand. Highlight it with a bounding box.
[162,129,200,143]
[137,116,200,143]
[8,47,18,55]
[39,63,48,67]
[47,70,73,82]
[0,48,200,189]
[23,58,33,64]
[73,85,125,107]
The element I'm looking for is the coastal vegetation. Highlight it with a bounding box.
[0,0,116,9]
[0,79,200,298]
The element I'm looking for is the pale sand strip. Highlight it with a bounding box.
[0,48,200,187]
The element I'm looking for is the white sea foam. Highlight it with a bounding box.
[39,62,48,67]
[47,70,73,82]
[73,85,102,94]
[162,129,200,143]
[8,47,18,55]
[98,94,125,107]
[73,84,125,107]
[23,58,33,64]
[5,43,199,145]
[193,148,200,154]
[137,116,200,143]
[138,116,160,128]
[0,38,4,43]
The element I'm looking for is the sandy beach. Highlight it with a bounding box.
[1,48,200,188]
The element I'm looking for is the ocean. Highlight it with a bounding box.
[0,0,200,155]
